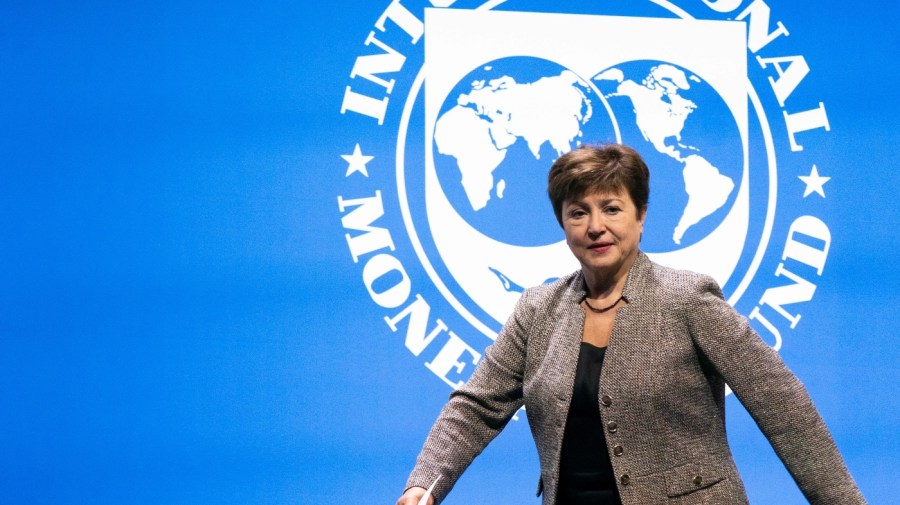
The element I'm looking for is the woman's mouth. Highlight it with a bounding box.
[588,242,612,253]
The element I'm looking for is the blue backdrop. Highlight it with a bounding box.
[2,1,897,504]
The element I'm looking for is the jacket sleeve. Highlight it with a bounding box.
[404,288,536,504]
[683,274,865,504]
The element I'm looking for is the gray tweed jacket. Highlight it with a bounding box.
[406,252,864,504]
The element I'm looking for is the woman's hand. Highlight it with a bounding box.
[396,486,433,505]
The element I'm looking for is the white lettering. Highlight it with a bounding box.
[385,294,449,356]
[375,0,424,43]
[749,305,783,351]
[783,216,831,275]
[736,0,790,53]
[757,262,816,329]
[756,54,809,106]
[426,332,481,389]
[362,253,411,308]
[350,31,407,94]
[783,102,830,152]
[338,191,395,262]
[340,86,389,124]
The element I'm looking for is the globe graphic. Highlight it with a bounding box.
[432,57,616,247]
[592,60,743,252]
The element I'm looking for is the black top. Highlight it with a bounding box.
[557,342,622,505]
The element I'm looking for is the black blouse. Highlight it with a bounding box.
[557,342,622,505]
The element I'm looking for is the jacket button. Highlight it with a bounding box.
[693,475,703,486]
[606,421,618,433]
[620,474,630,486]
[613,445,624,456]
[601,395,612,406]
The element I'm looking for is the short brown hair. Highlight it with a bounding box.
[547,144,650,226]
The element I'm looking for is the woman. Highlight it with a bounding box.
[397,144,864,505]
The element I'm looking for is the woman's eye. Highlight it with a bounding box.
[605,206,621,214]
[569,209,586,218]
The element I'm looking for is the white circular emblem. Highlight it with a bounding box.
[338,0,834,381]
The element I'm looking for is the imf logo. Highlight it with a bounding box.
[338,2,835,387]
[399,10,763,339]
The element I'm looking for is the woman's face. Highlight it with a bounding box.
[562,187,646,285]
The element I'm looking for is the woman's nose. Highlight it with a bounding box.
[587,214,605,236]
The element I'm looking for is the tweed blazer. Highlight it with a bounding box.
[406,252,864,504]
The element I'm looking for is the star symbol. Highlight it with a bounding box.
[798,165,830,198]
[341,144,373,177]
